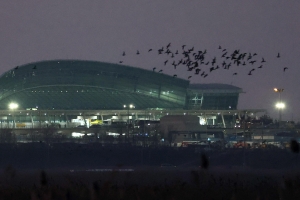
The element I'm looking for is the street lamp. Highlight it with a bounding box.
[123,104,135,142]
[274,88,284,123]
[9,102,18,128]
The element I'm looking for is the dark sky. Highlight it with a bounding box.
[0,0,299,121]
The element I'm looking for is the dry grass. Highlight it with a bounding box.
[0,167,299,199]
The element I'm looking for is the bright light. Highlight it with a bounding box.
[9,103,18,110]
[274,88,284,92]
[124,104,135,108]
[276,102,285,109]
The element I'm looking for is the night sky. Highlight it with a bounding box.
[0,1,299,121]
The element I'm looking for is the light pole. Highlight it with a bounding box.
[123,104,135,143]
[9,102,18,128]
[274,88,284,123]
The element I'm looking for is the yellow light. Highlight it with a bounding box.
[274,88,284,92]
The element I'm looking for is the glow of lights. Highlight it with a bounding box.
[124,104,135,109]
[276,102,285,109]
[274,88,284,92]
[9,103,18,110]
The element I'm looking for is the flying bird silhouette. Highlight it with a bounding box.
[277,53,280,58]
[166,43,171,48]
[122,51,125,56]
[152,67,156,72]
[195,68,201,74]
[283,67,288,72]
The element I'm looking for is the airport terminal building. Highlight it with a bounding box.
[0,60,265,129]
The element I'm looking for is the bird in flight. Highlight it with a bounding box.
[283,67,288,72]
[173,74,177,78]
[277,53,280,58]
[148,49,152,52]
[136,50,140,55]
[188,76,192,79]
[33,65,37,69]
[261,58,266,63]
[158,69,163,73]
[122,51,125,56]
[195,68,201,74]
[153,67,156,72]
[166,43,171,49]
[233,72,237,75]
[248,68,255,75]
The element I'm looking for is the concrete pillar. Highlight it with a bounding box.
[83,113,87,127]
[65,114,69,128]
[204,112,207,125]
[30,112,34,128]
[221,113,226,128]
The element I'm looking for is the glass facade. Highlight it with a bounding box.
[0,60,242,111]
[0,60,189,110]
[187,84,242,110]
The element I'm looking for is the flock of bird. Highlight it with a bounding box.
[119,43,288,80]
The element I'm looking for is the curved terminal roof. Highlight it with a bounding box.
[0,60,189,110]
[189,83,243,93]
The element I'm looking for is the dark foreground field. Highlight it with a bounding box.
[1,168,300,199]
[0,143,300,199]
